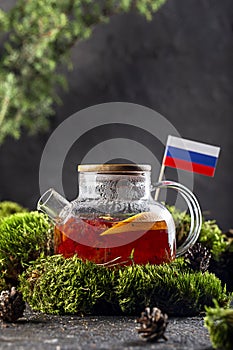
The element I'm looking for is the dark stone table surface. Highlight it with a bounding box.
[0,307,212,350]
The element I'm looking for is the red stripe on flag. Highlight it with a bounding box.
[164,156,215,177]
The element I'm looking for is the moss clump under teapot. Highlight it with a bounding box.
[0,201,232,316]
[19,254,231,317]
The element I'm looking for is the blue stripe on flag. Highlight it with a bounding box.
[166,146,218,167]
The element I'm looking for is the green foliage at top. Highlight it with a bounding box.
[19,255,231,316]
[204,300,233,350]
[0,201,28,219]
[0,0,166,143]
[167,205,228,260]
[0,211,52,287]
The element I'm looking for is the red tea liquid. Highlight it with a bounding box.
[55,216,176,265]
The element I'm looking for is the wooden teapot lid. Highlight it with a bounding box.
[77,164,151,173]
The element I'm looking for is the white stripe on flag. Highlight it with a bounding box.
[167,136,220,158]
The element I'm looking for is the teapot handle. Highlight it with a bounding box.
[152,181,202,257]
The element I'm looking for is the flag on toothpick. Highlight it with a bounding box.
[163,136,221,177]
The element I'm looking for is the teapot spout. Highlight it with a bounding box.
[37,188,70,222]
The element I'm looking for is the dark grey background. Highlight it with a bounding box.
[0,0,233,230]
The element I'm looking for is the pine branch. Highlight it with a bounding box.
[0,0,167,144]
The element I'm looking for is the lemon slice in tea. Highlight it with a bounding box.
[100,212,167,236]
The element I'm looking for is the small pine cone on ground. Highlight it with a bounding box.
[0,287,25,322]
[136,307,168,342]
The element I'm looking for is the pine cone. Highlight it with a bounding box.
[136,307,168,342]
[0,287,25,322]
[184,243,211,272]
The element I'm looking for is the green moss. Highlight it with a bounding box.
[166,205,191,246]
[0,204,230,316]
[19,256,231,316]
[0,201,28,219]
[204,301,233,350]
[168,205,233,290]
[0,276,8,290]
[0,211,52,287]
[116,260,230,316]
[19,255,118,315]
[167,205,228,260]
[199,220,228,261]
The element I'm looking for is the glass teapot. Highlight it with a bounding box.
[38,164,202,266]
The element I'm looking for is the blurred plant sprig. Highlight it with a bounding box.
[204,300,233,350]
[0,200,27,219]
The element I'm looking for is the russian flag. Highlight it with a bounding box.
[163,136,220,177]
